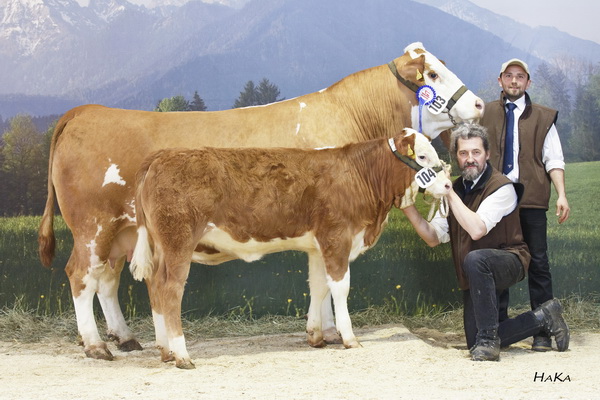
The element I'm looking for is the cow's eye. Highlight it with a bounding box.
[418,155,427,161]
[428,72,438,80]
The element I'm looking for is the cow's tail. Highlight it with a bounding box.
[38,110,74,268]
[129,156,156,281]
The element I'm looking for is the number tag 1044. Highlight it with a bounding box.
[415,168,438,189]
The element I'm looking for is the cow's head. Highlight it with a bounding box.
[390,128,452,206]
[390,42,484,140]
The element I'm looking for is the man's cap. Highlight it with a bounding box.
[500,58,530,76]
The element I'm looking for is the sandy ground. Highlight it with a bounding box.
[0,325,598,400]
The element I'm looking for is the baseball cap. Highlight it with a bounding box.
[500,58,530,76]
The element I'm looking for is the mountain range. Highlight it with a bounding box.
[1,0,599,118]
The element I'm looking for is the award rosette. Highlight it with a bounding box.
[416,85,436,132]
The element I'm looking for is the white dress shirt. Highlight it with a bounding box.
[430,166,519,243]
[504,95,565,183]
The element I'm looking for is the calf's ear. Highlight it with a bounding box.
[399,131,417,159]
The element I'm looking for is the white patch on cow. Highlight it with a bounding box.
[404,42,423,59]
[152,311,169,349]
[318,87,328,93]
[314,146,336,150]
[296,123,301,135]
[85,224,105,270]
[110,212,136,223]
[326,269,355,344]
[299,102,307,110]
[130,226,153,281]
[169,335,190,361]
[348,229,367,261]
[72,286,103,346]
[192,226,318,265]
[102,164,126,187]
[408,128,442,169]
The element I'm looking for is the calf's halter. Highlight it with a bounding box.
[387,137,445,176]
[388,137,449,218]
[387,60,468,114]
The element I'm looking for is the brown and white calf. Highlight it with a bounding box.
[130,128,451,369]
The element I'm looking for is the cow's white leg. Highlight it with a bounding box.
[306,252,329,347]
[96,256,142,352]
[328,269,360,348]
[321,292,342,344]
[66,246,113,360]
[151,311,174,362]
[73,283,113,360]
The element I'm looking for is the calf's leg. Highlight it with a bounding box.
[155,255,194,369]
[321,292,342,344]
[326,263,359,348]
[306,252,329,347]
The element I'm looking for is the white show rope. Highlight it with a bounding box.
[425,195,449,221]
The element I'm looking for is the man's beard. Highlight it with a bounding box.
[461,162,483,181]
[504,86,524,102]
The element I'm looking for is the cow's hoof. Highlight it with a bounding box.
[323,328,343,344]
[84,343,114,361]
[176,359,196,369]
[159,347,175,362]
[343,338,361,349]
[118,339,143,352]
[306,330,326,348]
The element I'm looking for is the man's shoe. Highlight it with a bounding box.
[532,335,552,352]
[533,299,570,352]
[470,337,500,361]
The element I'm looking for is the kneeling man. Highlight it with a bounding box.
[402,123,569,361]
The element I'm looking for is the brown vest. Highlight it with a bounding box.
[449,165,530,290]
[480,92,558,209]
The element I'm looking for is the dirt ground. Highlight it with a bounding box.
[0,324,598,400]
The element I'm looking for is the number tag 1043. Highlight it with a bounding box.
[415,168,438,189]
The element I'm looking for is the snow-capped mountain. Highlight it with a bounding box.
[1,0,599,118]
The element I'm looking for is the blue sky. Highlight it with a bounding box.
[470,0,600,44]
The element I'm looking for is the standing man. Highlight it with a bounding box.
[480,59,570,352]
[402,123,569,361]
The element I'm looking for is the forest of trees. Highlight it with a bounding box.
[1,64,600,216]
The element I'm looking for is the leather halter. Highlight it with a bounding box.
[388,61,468,112]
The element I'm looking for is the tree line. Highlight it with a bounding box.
[0,78,283,216]
[1,65,600,216]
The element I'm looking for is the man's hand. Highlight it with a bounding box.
[556,195,570,224]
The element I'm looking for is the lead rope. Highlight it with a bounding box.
[425,195,449,221]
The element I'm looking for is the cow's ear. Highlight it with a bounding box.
[405,54,426,84]
[400,130,417,158]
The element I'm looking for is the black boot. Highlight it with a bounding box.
[533,299,570,352]
[470,329,500,361]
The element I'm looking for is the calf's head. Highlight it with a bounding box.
[391,128,452,204]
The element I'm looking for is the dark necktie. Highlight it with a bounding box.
[464,180,473,194]
[503,102,517,174]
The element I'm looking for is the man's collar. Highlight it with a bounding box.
[504,95,526,111]
[455,162,493,194]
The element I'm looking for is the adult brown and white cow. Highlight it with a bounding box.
[129,129,451,369]
[38,42,483,361]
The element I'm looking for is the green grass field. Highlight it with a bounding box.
[1,161,598,319]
